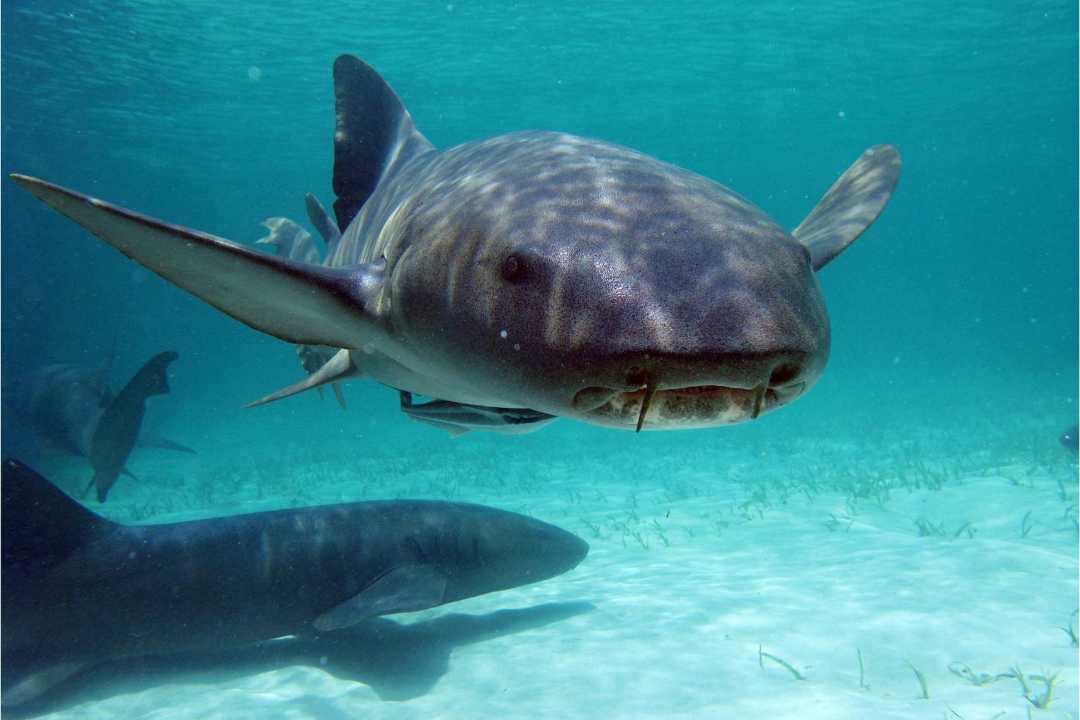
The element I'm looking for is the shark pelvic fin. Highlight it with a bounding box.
[246,349,358,408]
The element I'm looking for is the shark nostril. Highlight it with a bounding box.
[768,362,802,387]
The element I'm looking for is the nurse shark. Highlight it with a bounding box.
[11,54,901,432]
[1,458,588,707]
[7,352,192,501]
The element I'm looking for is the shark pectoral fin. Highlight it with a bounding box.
[246,349,358,408]
[792,145,902,271]
[122,468,139,481]
[9,174,386,348]
[313,564,448,632]
[138,433,197,454]
[2,662,88,708]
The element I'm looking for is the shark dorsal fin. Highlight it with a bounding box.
[2,458,115,571]
[332,54,434,231]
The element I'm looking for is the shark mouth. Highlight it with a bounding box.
[572,382,806,431]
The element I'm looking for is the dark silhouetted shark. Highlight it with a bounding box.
[11,53,901,432]
[7,352,191,501]
[85,351,179,502]
[0,458,588,708]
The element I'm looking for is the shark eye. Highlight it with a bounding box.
[501,253,528,283]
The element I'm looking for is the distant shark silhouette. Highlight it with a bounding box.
[8,352,191,501]
[0,458,588,708]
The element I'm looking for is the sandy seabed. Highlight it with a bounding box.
[8,390,1078,720]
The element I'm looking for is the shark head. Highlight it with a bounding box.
[311,500,589,633]
[10,54,900,432]
[380,132,851,430]
[433,501,590,603]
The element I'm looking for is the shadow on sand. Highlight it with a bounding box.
[9,600,595,717]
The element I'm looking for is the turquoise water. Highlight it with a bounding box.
[2,2,1077,718]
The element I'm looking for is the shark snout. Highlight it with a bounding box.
[569,349,822,430]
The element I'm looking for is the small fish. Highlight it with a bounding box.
[399,391,556,436]
[1061,423,1078,455]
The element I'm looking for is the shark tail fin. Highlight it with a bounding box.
[792,145,901,271]
[128,351,178,398]
[2,458,115,571]
[88,352,177,504]
[331,54,435,231]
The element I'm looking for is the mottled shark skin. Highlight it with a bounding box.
[10,54,902,431]
[0,458,588,707]
[6,354,193,497]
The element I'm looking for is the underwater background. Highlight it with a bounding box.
[2,1,1077,718]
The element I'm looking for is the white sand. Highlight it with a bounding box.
[13,395,1079,720]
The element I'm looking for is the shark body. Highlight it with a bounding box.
[11,54,901,431]
[7,352,190,500]
[0,458,587,707]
